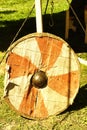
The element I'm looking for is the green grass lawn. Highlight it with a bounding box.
[0,0,71,21]
[0,0,87,129]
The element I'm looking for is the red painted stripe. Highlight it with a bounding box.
[48,71,79,98]
[32,89,48,118]
[36,37,63,71]
[19,86,38,116]
[7,53,38,78]
[19,86,48,118]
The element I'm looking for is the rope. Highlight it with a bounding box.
[0,3,35,65]
[49,0,54,27]
[44,0,54,27]
[44,0,49,14]
[66,0,86,33]
[10,3,35,46]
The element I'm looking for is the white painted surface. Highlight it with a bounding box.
[35,0,43,33]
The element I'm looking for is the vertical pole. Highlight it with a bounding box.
[65,10,69,40]
[84,8,87,44]
[35,0,43,33]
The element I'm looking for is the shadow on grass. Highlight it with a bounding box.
[0,10,16,14]
[61,84,87,114]
[70,84,87,110]
[0,11,87,52]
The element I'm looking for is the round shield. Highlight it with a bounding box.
[4,33,80,120]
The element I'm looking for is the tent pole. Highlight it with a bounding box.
[35,0,43,33]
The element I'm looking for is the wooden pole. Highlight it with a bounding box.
[35,0,43,33]
[65,10,69,40]
[84,8,87,44]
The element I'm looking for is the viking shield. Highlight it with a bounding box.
[4,33,80,119]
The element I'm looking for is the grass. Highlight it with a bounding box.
[0,0,71,21]
[0,61,87,129]
[0,0,87,129]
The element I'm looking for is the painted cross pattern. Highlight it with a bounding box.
[4,33,80,119]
